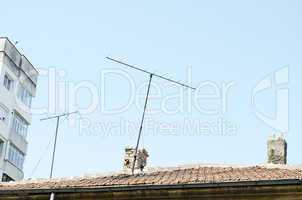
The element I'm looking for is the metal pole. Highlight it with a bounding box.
[50,193,55,200]
[131,74,153,174]
[40,111,79,178]
[40,111,79,200]
[49,117,59,200]
[50,116,60,179]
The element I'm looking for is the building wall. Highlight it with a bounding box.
[0,37,38,181]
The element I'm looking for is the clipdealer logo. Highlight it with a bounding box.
[252,67,289,133]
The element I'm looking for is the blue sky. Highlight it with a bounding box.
[1,0,301,179]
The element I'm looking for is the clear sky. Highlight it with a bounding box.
[1,0,301,179]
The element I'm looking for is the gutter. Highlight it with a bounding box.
[0,179,302,195]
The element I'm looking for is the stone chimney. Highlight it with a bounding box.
[267,134,287,164]
[123,147,149,173]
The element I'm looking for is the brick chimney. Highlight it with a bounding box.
[123,147,149,173]
[267,134,287,165]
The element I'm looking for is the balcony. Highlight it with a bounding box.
[2,159,24,181]
[8,128,28,155]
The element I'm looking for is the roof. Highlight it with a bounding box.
[1,165,302,192]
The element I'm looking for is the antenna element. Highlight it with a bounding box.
[106,57,195,174]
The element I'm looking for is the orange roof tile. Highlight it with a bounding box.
[1,165,302,191]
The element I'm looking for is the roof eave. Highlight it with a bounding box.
[1,179,302,196]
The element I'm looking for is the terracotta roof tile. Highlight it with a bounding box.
[1,165,302,191]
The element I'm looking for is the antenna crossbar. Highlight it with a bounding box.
[40,111,79,121]
[106,57,196,90]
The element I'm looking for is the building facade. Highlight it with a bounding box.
[0,37,38,181]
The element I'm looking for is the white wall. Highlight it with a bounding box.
[0,38,38,181]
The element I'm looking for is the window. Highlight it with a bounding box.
[2,173,14,182]
[18,85,33,107]
[3,74,13,91]
[0,104,9,125]
[0,139,4,156]
[12,113,28,139]
[8,145,25,170]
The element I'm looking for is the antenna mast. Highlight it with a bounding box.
[40,111,79,200]
[40,111,79,179]
[106,57,195,174]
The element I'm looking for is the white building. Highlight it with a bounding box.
[0,37,38,181]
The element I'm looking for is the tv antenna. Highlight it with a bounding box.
[40,111,79,200]
[106,57,196,174]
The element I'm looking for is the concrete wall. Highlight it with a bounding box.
[0,53,26,181]
[0,37,38,181]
